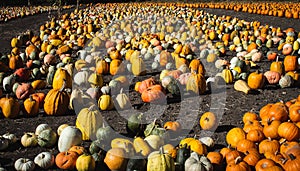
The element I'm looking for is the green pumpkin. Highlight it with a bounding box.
[96,125,114,144]
[126,113,145,136]
[37,129,57,148]
[166,79,181,96]
[147,148,175,171]
[92,149,106,162]
[89,140,102,154]
[126,155,147,171]
[175,144,191,170]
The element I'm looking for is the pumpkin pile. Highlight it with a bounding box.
[222,95,300,171]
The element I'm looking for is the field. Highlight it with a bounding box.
[0,2,300,171]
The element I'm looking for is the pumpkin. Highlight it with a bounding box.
[226,150,244,164]
[14,158,35,171]
[76,105,103,141]
[176,144,191,168]
[270,59,284,75]
[186,73,206,95]
[144,135,164,151]
[289,104,300,122]
[189,59,206,75]
[96,58,109,75]
[75,154,96,171]
[31,80,47,90]
[207,151,223,165]
[14,68,31,82]
[242,112,258,124]
[104,148,128,171]
[58,126,82,152]
[164,121,181,132]
[9,55,23,70]
[236,139,256,153]
[263,120,281,139]
[133,137,152,157]
[126,113,145,136]
[23,95,39,117]
[132,56,146,76]
[110,59,123,75]
[258,137,280,154]
[2,133,17,144]
[44,82,70,116]
[160,50,174,67]
[55,151,79,170]
[0,95,20,119]
[126,155,147,171]
[199,112,217,131]
[138,77,157,94]
[115,88,131,110]
[98,93,114,111]
[226,127,246,148]
[21,132,38,147]
[221,68,233,84]
[243,148,261,167]
[226,156,251,171]
[52,68,72,90]
[243,120,263,133]
[246,129,265,142]
[284,154,300,171]
[141,85,166,103]
[278,122,300,141]
[279,74,294,88]
[15,83,34,100]
[34,152,55,169]
[280,141,300,158]
[147,148,175,171]
[37,129,57,148]
[247,71,265,89]
[268,102,288,122]
[88,73,103,88]
[264,71,281,84]
[255,159,276,171]
[31,92,46,108]
[284,55,298,72]
[185,152,213,171]
[111,138,135,157]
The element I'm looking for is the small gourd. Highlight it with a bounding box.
[184,152,213,171]
[34,152,55,169]
[58,126,82,152]
[115,88,131,110]
[234,80,251,94]
[14,158,35,171]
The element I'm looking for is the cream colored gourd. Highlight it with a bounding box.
[58,126,82,152]
[234,80,251,94]
[34,152,55,169]
[115,88,131,110]
[185,152,213,171]
[144,135,164,150]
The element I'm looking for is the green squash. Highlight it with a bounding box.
[126,155,147,171]
[126,113,145,136]
[37,129,57,148]
[175,143,191,170]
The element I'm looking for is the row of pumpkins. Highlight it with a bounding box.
[164,1,300,19]
[0,5,73,22]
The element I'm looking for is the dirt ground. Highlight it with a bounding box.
[0,5,300,171]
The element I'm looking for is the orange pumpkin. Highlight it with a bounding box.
[247,71,265,89]
[284,55,298,72]
[199,112,217,131]
[110,59,123,75]
[164,121,181,132]
[55,151,79,170]
[138,77,157,94]
[141,85,165,103]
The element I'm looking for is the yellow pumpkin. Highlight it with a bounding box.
[133,137,152,157]
[76,154,95,171]
[75,105,103,141]
[221,68,233,84]
[98,94,114,110]
[186,73,206,95]
[52,68,72,90]
[226,127,246,148]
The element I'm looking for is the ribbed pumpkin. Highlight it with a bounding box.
[186,72,206,95]
[147,148,175,171]
[278,122,300,141]
[76,104,103,141]
[52,68,72,90]
[44,82,70,115]
[189,59,206,75]
[226,127,246,148]
[96,58,109,75]
[141,85,165,103]
[110,59,123,75]
[284,55,298,72]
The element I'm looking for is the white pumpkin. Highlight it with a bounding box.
[73,69,90,87]
[34,152,55,169]
[144,135,164,150]
[2,133,17,144]
[184,152,213,171]
[14,158,35,171]
[35,123,51,136]
[58,126,82,152]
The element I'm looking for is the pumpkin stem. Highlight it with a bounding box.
[88,104,97,111]
[234,156,242,164]
[289,154,296,160]
[29,95,34,102]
